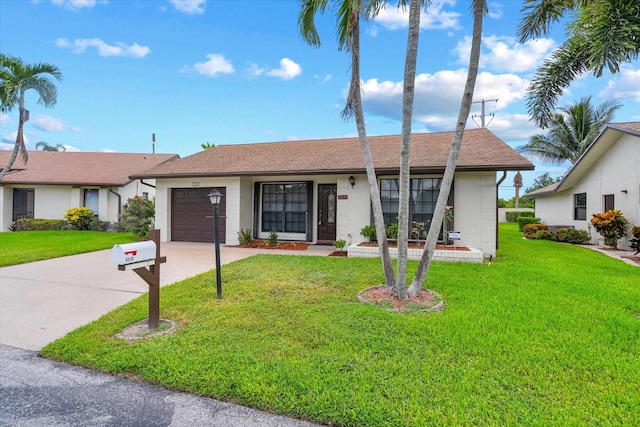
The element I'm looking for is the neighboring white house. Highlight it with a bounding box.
[525,122,640,250]
[0,151,178,231]
[133,129,533,257]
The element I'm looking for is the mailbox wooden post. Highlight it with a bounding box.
[112,229,167,329]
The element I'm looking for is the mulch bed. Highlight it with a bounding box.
[229,241,310,251]
[357,285,444,313]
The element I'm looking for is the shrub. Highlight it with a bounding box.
[523,223,548,239]
[518,216,541,232]
[555,227,590,244]
[333,239,346,251]
[268,229,279,245]
[590,210,628,249]
[10,218,68,231]
[506,210,535,223]
[535,229,556,241]
[89,218,111,232]
[119,196,155,238]
[386,223,399,240]
[360,224,377,242]
[238,228,253,246]
[411,221,427,241]
[64,207,95,230]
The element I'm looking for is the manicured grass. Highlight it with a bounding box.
[42,224,640,426]
[0,230,138,267]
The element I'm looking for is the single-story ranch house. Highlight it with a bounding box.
[0,151,178,231]
[525,122,640,250]
[133,128,533,257]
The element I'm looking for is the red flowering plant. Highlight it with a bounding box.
[590,210,628,249]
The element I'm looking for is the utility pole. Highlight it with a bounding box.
[472,98,498,128]
[152,133,155,154]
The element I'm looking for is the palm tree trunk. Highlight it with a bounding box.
[349,12,396,290]
[0,93,28,181]
[408,0,485,296]
[396,0,422,300]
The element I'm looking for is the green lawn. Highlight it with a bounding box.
[42,224,640,426]
[0,230,137,267]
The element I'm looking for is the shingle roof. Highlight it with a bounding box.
[0,151,179,186]
[133,128,533,179]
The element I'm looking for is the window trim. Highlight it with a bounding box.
[574,193,587,220]
[255,181,312,241]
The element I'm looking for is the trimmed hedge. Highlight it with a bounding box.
[506,210,535,223]
[10,218,69,231]
[518,216,541,231]
[523,224,591,244]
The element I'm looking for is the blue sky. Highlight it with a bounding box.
[1,0,639,197]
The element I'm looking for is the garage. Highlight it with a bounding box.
[171,187,226,243]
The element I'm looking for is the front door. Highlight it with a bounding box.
[317,184,337,243]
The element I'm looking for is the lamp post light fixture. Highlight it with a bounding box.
[348,175,355,188]
[207,189,223,299]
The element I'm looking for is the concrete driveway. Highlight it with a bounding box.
[0,242,332,351]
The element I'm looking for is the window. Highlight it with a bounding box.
[603,194,614,212]
[142,192,149,200]
[380,177,442,230]
[13,188,34,221]
[84,189,99,216]
[261,183,307,233]
[574,193,587,220]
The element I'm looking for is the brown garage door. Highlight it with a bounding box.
[171,187,226,243]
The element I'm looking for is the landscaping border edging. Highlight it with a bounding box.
[347,244,484,263]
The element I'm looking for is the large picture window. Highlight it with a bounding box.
[380,178,442,229]
[574,193,587,220]
[13,188,34,221]
[84,189,99,216]
[261,183,307,233]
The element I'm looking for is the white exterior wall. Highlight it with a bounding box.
[0,180,157,231]
[535,133,640,249]
[154,171,499,255]
[454,171,497,256]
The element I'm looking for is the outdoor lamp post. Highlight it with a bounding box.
[207,189,223,299]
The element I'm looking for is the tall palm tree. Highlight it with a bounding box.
[35,141,66,152]
[299,0,397,290]
[517,96,621,165]
[0,54,63,181]
[408,0,485,296]
[518,0,640,128]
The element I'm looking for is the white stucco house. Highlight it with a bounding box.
[132,129,533,257]
[525,122,640,250]
[0,151,178,231]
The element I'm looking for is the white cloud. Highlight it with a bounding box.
[50,0,103,11]
[1,132,29,146]
[33,115,68,131]
[599,68,640,102]
[266,58,302,80]
[360,69,529,130]
[55,38,150,58]
[0,112,10,125]
[486,1,503,19]
[245,62,265,77]
[453,35,556,73]
[372,0,461,31]
[189,54,235,77]
[170,0,205,15]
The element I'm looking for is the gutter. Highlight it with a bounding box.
[140,179,156,189]
[109,187,122,217]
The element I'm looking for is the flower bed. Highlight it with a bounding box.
[348,242,484,263]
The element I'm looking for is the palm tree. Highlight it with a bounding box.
[35,141,66,152]
[408,0,485,296]
[299,0,397,290]
[517,96,621,165]
[0,54,63,181]
[518,0,640,128]
[201,141,214,150]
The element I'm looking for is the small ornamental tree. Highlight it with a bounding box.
[120,196,155,238]
[590,210,628,249]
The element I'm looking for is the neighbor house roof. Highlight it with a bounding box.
[525,122,640,197]
[133,128,533,179]
[0,151,179,186]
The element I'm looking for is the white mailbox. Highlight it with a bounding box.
[112,241,157,268]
